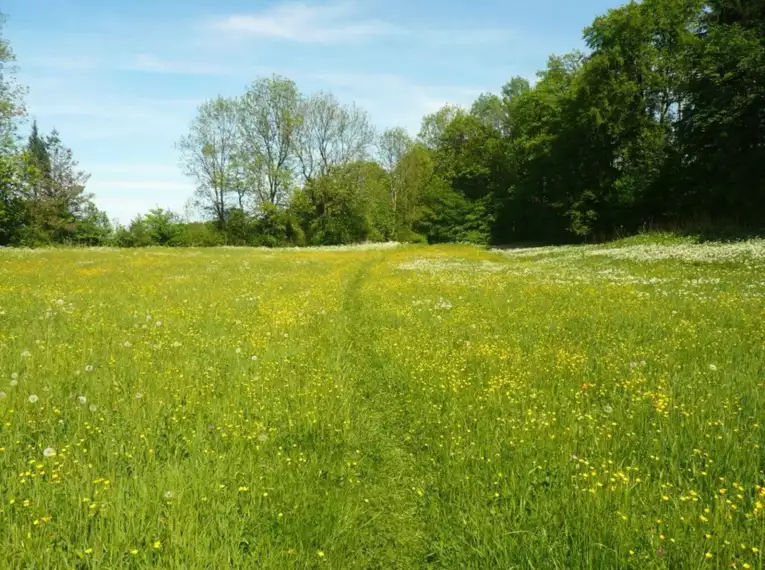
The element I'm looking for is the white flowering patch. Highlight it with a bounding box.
[497,239,765,265]
[397,258,506,274]
[282,241,401,252]
[587,240,765,263]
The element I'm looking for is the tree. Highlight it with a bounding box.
[377,127,414,219]
[295,92,375,182]
[238,75,302,209]
[178,96,241,227]
[143,208,181,245]
[676,0,765,223]
[429,112,508,243]
[0,11,27,244]
[394,143,434,234]
[73,201,112,245]
[0,151,26,245]
[290,160,391,245]
[0,12,25,151]
[16,127,92,243]
[471,93,505,132]
[418,105,462,149]
[25,120,51,202]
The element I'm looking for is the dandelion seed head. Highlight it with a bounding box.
[28,394,39,403]
[43,447,56,458]
[78,396,87,405]
[85,365,94,372]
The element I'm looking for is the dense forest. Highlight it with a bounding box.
[1,0,763,247]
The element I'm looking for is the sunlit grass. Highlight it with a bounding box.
[1,243,763,568]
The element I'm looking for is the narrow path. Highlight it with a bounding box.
[325,253,429,569]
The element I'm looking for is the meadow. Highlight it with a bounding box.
[1,238,764,569]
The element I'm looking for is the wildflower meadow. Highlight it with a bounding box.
[1,239,764,569]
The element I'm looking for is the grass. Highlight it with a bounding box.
[0,241,764,569]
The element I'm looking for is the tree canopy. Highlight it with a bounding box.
[2,0,764,247]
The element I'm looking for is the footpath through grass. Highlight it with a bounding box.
[0,241,764,569]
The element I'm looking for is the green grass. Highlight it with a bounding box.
[1,243,764,569]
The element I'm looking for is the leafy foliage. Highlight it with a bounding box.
[3,0,765,247]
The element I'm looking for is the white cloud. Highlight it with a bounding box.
[210,1,512,47]
[211,1,406,44]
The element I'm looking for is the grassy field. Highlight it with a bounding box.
[1,239,764,569]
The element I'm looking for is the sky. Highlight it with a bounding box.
[3,0,621,224]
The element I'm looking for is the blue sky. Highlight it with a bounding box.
[4,0,620,224]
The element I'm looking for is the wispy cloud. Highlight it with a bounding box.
[209,1,513,49]
[211,1,404,44]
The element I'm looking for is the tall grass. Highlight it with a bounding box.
[0,243,763,568]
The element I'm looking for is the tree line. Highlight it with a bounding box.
[1,0,763,247]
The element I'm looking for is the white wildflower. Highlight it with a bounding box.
[123,340,132,347]
[89,404,97,412]
[603,405,614,415]
[85,365,94,372]
[135,392,143,400]
[28,394,39,403]
[163,490,175,500]
[78,395,87,405]
[251,355,258,361]
[21,350,31,358]
[709,364,718,372]
[10,379,18,387]
[43,447,56,458]
[11,372,18,380]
